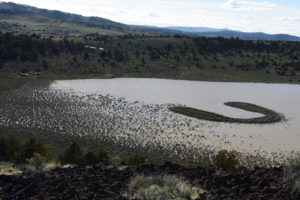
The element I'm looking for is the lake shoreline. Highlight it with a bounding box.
[1,72,300,93]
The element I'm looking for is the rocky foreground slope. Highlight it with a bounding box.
[0,162,299,200]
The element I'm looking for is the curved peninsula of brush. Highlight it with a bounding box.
[169,102,284,124]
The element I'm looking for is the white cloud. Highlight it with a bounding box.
[148,12,160,18]
[280,16,299,22]
[222,0,276,11]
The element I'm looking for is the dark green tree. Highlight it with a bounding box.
[7,133,23,153]
[82,152,99,165]
[97,150,108,160]
[0,137,15,161]
[60,143,82,165]
[15,138,48,164]
[127,154,146,166]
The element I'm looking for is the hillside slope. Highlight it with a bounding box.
[1,32,300,83]
[0,2,180,38]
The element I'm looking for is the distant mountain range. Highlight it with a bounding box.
[1,2,300,41]
[138,25,230,33]
[145,26,300,41]
[164,26,230,33]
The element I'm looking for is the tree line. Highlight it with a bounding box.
[0,32,83,62]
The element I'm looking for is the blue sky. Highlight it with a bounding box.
[2,0,300,36]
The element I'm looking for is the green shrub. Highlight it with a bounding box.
[27,153,48,170]
[82,152,99,166]
[127,175,200,200]
[97,150,108,160]
[0,137,15,162]
[60,143,82,165]
[212,149,245,171]
[127,154,146,166]
[284,153,300,190]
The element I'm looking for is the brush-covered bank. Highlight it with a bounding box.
[0,133,300,199]
[1,32,300,85]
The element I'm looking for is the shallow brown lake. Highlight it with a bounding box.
[50,78,300,151]
[1,78,300,166]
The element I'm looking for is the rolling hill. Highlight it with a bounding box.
[1,2,300,41]
[0,2,180,38]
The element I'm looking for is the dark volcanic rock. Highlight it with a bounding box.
[0,162,298,200]
[0,164,133,200]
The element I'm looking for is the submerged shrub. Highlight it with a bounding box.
[127,175,200,200]
[127,154,146,166]
[60,143,82,165]
[212,149,246,171]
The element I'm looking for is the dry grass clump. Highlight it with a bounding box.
[0,162,22,175]
[126,175,203,200]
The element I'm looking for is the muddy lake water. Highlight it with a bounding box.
[1,78,300,166]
